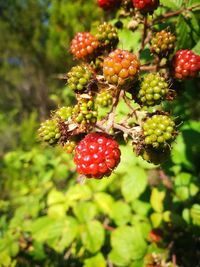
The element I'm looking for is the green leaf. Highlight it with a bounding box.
[191,204,200,226]
[48,204,67,218]
[53,217,78,253]
[66,184,92,206]
[160,0,183,8]
[94,192,114,216]
[109,226,147,266]
[81,220,105,253]
[73,202,97,223]
[132,200,151,216]
[187,0,200,7]
[131,215,151,240]
[192,40,200,55]
[110,201,131,226]
[150,213,163,228]
[130,259,145,267]
[150,188,165,213]
[121,167,147,202]
[29,216,78,252]
[176,15,192,49]
[117,23,140,52]
[182,208,191,224]
[83,253,106,267]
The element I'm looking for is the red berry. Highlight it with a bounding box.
[70,32,99,60]
[98,0,121,10]
[148,229,163,243]
[74,132,121,179]
[132,0,159,13]
[172,49,200,80]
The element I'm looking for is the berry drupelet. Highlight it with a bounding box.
[74,132,121,178]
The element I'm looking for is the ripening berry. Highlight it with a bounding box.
[103,49,140,87]
[63,140,76,154]
[54,106,73,121]
[96,90,113,107]
[96,22,119,49]
[97,0,121,10]
[138,73,169,106]
[151,30,176,56]
[142,114,176,149]
[72,98,98,125]
[70,32,99,60]
[74,132,121,178]
[38,118,60,145]
[132,0,159,13]
[67,65,93,92]
[172,49,200,80]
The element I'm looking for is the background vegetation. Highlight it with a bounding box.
[0,0,200,266]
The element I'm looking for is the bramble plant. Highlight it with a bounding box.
[1,1,200,267]
[38,0,200,176]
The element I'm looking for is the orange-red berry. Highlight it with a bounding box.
[70,32,99,60]
[103,49,140,87]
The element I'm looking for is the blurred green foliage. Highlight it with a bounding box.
[0,0,200,267]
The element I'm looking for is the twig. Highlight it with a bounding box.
[172,254,177,267]
[153,4,200,24]
[140,65,157,71]
[103,224,115,231]
[107,259,114,267]
[106,88,122,131]
[158,169,172,189]
[138,16,148,56]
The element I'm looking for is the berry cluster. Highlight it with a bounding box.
[143,115,176,149]
[67,65,93,92]
[103,49,140,87]
[137,73,169,106]
[74,132,121,178]
[54,106,73,121]
[38,119,60,145]
[151,30,176,56]
[132,0,159,13]
[97,0,121,10]
[172,49,200,80]
[96,90,113,107]
[96,22,119,49]
[72,98,98,125]
[70,32,99,60]
[38,0,199,178]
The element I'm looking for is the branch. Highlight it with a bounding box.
[153,4,200,24]
[138,16,148,56]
